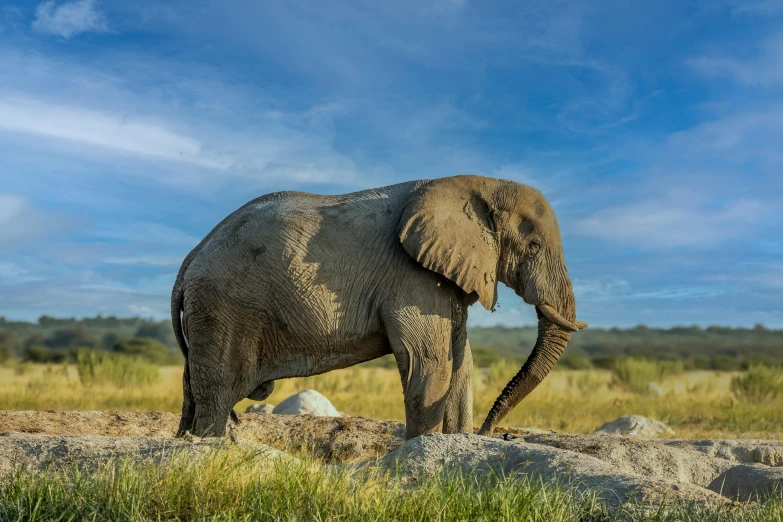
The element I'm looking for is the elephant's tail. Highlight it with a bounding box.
[171,275,188,358]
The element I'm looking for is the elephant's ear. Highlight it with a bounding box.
[399,176,500,310]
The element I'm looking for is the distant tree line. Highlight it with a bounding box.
[0,315,181,365]
[468,324,783,370]
[1,316,781,369]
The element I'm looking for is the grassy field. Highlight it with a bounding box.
[1,360,782,439]
[2,443,783,521]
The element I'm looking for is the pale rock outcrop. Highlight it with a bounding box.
[594,415,675,437]
[375,433,726,507]
[245,403,275,414]
[272,390,341,417]
[708,464,783,501]
[664,439,783,466]
[0,433,293,477]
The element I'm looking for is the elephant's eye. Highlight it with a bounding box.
[529,239,541,254]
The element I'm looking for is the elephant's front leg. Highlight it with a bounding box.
[383,308,453,440]
[443,334,473,434]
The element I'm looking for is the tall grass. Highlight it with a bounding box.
[1,446,781,521]
[731,365,783,404]
[611,358,684,395]
[2,361,783,439]
[76,349,159,388]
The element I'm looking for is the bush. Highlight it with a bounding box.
[24,345,68,364]
[611,357,684,395]
[556,354,593,370]
[113,337,181,364]
[731,364,783,404]
[76,349,160,388]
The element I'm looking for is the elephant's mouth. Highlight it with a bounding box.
[536,303,588,332]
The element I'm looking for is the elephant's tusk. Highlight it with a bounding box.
[537,304,586,332]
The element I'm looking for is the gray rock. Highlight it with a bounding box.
[374,433,726,507]
[708,464,783,501]
[647,382,665,397]
[245,403,275,414]
[594,415,675,438]
[272,389,341,417]
[0,433,293,477]
[664,439,783,466]
[522,433,732,487]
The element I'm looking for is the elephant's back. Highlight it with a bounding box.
[181,181,424,316]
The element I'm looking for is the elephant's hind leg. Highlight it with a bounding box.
[383,309,453,440]
[443,335,473,434]
[177,363,197,436]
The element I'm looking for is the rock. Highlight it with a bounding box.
[664,439,783,466]
[272,389,341,417]
[245,403,275,414]
[708,464,783,501]
[594,415,675,438]
[521,433,732,487]
[647,382,665,397]
[374,433,726,507]
[0,433,292,477]
[0,410,404,464]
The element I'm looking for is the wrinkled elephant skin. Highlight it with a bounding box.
[171,176,586,438]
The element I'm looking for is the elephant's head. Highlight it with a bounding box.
[399,175,587,436]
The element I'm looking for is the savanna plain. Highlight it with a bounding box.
[2,355,783,521]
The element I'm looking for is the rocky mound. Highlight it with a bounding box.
[1,409,782,506]
[0,410,404,463]
[0,433,292,476]
[376,433,726,507]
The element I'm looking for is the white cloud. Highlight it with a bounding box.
[0,95,229,169]
[666,108,783,167]
[103,255,182,267]
[0,194,73,247]
[575,196,766,249]
[573,277,631,301]
[129,304,155,316]
[32,0,108,38]
[687,36,783,87]
[729,0,783,15]
[94,222,198,247]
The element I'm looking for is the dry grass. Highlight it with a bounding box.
[1,361,781,439]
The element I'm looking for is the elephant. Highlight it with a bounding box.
[171,175,587,439]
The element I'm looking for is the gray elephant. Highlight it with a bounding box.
[171,175,586,439]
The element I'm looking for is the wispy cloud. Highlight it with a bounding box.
[32,0,108,38]
[0,95,229,169]
[687,35,783,87]
[0,194,73,248]
[728,0,783,16]
[575,195,766,249]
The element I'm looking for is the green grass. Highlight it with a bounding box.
[611,358,684,396]
[731,365,783,404]
[76,349,160,388]
[1,446,782,522]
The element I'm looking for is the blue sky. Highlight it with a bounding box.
[0,0,781,328]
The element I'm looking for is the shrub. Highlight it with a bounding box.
[24,345,67,363]
[556,354,593,370]
[611,357,683,395]
[113,337,181,364]
[76,349,159,388]
[731,365,783,404]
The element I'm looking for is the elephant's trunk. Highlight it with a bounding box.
[478,313,572,436]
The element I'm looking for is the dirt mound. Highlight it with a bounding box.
[0,410,405,463]
[0,433,290,477]
[375,433,727,508]
[522,433,732,487]
[2,410,782,506]
[664,439,783,466]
